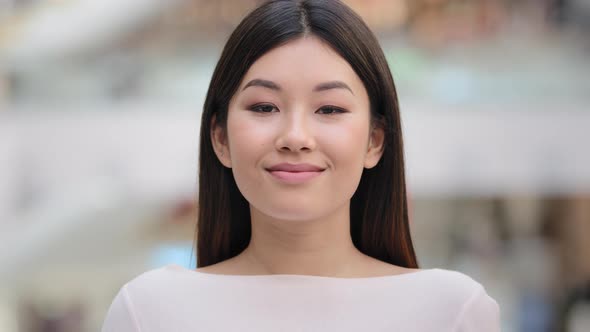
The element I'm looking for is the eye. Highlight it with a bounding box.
[249,103,278,113]
[316,106,346,115]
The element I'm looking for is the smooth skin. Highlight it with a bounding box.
[204,36,417,278]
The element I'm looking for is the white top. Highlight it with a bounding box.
[102,264,500,332]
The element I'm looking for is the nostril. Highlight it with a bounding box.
[279,146,311,152]
[275,127,316,152]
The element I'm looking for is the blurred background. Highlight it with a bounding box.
[0,0,589,331]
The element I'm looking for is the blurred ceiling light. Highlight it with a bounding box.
[346,0,409,31]
[0,0,186,68]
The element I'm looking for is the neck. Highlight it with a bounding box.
[238,203,366,277]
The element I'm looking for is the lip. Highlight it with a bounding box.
[266,163,325,172]
[266,163,325,184]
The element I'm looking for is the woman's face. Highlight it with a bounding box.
[213,36,383,222]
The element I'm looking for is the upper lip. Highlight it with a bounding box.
[266,163,325,172]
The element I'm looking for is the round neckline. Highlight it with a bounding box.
[166,263,437,280]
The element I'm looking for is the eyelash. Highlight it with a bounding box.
[248,103,347,115]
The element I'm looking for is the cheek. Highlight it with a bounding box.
[318,120,369,169]
[227,113,272,161]
[225,114,268,203]
[225,112,279,202]
[325,120,370,193]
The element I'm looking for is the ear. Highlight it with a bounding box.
[210,114,232,168]
[364,125,384,169]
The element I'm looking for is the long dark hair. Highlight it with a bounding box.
[196,0,418,269]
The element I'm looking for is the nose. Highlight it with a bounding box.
[275,110,316,153]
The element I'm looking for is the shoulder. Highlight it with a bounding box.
[419,269,500,331]
[105,264,215,313]
[102,264,227,331]
[121,264,201,298]
[412,268,495,304]
[125,264,179,285]
[102,266,175,331]
[379,268,500,331]
[422,268,485,292]
[102,265,213,331]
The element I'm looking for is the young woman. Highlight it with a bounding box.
[102,1,500,331]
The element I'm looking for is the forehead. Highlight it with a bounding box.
[239,36,366,94]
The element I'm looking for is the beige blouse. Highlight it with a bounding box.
[102,264,500,331]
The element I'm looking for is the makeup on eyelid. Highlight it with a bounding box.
[246,103,349,114]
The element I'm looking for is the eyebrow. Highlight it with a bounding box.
[242,79,354,95]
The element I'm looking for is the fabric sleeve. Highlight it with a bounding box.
[101,285,141,332]
[453,285,501,332]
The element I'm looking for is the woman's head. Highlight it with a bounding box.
[213,35,381,224]
[197,0,417,268]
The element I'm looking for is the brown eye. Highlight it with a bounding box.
[249,104,277,113]
[316,106,346,115]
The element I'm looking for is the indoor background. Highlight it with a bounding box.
[0,0,589,331]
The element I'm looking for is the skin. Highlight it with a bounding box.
[203,36,417,278]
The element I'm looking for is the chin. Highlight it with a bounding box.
[250,201,348,222]
[255,205,327,223]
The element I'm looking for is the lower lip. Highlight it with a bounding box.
[268,170,323,183]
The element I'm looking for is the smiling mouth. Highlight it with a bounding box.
[266,170,324,183]
[265,162,326,184]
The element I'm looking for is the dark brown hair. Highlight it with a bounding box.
[196,0,418,269]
